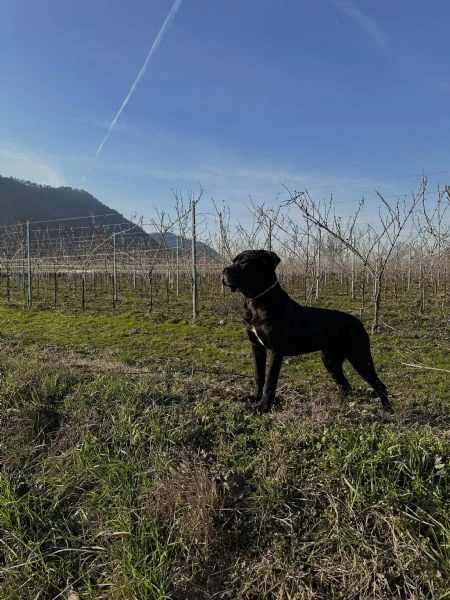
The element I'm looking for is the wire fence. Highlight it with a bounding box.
[0,180,449,326]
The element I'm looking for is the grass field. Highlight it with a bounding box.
[0,281,449,599]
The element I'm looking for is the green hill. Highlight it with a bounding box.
[0,174,136,229]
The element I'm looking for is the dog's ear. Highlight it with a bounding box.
[265,251,280,269]
[269,251,281,268]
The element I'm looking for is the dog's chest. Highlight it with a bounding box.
[250,316,273,348]
[251,326,266,347]
[245,304,273,349]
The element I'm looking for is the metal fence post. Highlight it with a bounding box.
[26,220,32,308]
[176,241,180,297]
[112,232,117,310]
[351,234,356,302]
[191,200,198,321]
[315,227,321,302]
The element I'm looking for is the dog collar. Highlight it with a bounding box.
[251,280,279,300]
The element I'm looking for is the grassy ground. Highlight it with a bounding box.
[0,281,449,599]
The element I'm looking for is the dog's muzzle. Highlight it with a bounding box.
[222,267,238,291]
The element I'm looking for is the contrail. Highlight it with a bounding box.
[83,0,183,184]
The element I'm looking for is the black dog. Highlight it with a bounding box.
[222,249,393,414]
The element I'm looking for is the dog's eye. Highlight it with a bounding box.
[239,260,248,267]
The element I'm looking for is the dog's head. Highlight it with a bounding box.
[222,249,280,297]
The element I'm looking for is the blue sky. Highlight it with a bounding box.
[1,0,449,223]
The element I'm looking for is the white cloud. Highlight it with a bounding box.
[427,75,450,95]
[90,0,183,163]
[65,115,142,137]
[330,0,391,51]
[0,147,65,187]
[330,1,450,99]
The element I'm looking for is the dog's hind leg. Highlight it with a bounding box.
[347,352,393,413]
[321,351,352,396]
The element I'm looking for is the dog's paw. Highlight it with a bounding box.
[382,401,394,414]
[233,394,260,404]
[246,394,261,403]
[255,400,271,414]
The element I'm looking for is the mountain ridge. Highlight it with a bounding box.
[0,174,217,258]
[0,174,131,227]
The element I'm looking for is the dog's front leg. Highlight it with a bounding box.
[248,331,266,400]
[252,343,267,400]
[258,351,283,413]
